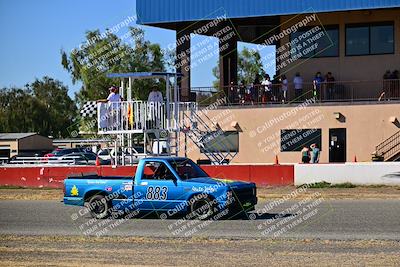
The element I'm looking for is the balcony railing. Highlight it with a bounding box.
[191,79,400,106]
[97,101,197,134]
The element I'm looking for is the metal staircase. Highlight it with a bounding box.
[182,108,237,165]
[372,130,400,161]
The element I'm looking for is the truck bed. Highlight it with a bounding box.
[66,173,133,180]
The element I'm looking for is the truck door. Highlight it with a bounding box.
[135,160,187,212]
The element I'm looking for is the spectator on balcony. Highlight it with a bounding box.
[238,80,246,105]
[325,72,335,100]
[243,81,252,105]
[261,74,272,103]
[293,72,303,101]
[280,75,288,103]
[228,81,237,104]
[253,74,261,103]
[271,74,280,102]
[148,86,163,103]
[390,70,400,99]
[380,70,392,101]
[313,72,324,100]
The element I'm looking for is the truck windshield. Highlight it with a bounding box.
[169,159,208,180]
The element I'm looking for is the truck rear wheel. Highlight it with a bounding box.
[190,196,216,220]
[88,195,110,219]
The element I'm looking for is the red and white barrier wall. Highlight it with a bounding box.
[1,162,399,188]
[294,162,400,186]
[0,164,294,188]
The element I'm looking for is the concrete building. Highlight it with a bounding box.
[135,0,400,163]
[0,133,53,159]
[137,0,400,98]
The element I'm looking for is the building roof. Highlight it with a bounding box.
[137,0,400,25]
[53,139,110,143]
[0,133,38,140]
[107,72,183,79]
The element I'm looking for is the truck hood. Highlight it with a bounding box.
[186,177,253,188]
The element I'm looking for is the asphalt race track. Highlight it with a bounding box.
[0,199,399,240]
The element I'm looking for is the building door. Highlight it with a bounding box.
[329,128,346,162]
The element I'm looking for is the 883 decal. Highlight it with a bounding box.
[146,186,168,200]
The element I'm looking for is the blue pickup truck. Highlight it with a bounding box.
[64,157,257,220]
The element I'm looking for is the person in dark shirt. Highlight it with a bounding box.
[325,72,335,100]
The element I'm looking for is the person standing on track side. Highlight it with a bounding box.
[301,145,310,163]
[310,143,320,163]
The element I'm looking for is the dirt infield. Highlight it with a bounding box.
[0,235,399,266]
[1,186,400,201]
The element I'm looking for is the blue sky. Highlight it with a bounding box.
[0,0,275,98]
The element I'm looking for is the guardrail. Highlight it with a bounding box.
[3,156,96,166]
[190,79,400,105]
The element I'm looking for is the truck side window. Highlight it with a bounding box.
[143,161,175,180]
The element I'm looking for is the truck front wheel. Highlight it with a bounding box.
[190,196,216,220]
[88,195,110,219]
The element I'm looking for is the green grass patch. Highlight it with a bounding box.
[301,181,356,188]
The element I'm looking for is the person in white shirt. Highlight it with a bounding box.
[280,75,288,103]
[148,87,163,103]
[106,86,122,129]
[261,74,272,103]
[147,87,163,128]
[293,72,303,101]
[107,86,122,106]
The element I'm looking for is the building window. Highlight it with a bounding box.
[290,25,339,59]
[346,22,394,56]
[280,129,322,152]
[370,24,395,54]
[315,26,340,57]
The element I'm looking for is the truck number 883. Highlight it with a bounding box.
[146,186,168,200]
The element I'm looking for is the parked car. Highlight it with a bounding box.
[98,146,145,164]
[49,152,98,165]
[44,148,63,158]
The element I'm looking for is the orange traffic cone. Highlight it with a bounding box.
[274,154,279,165]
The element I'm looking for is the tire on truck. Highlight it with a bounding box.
[88,194,110,219]
[189,195,217,220]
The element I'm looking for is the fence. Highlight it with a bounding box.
[97,101,197,134]
[191,79,400,106]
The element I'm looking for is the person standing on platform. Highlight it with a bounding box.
[280,75,288,103]
[293,72,303,101]
[147,86,163,129]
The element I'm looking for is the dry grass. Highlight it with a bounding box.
[0,235,399,266]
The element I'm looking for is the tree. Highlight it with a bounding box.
[212,47,266,87]
[61,27,166,105]
[238,47,266,85]
[0,77,77,138]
